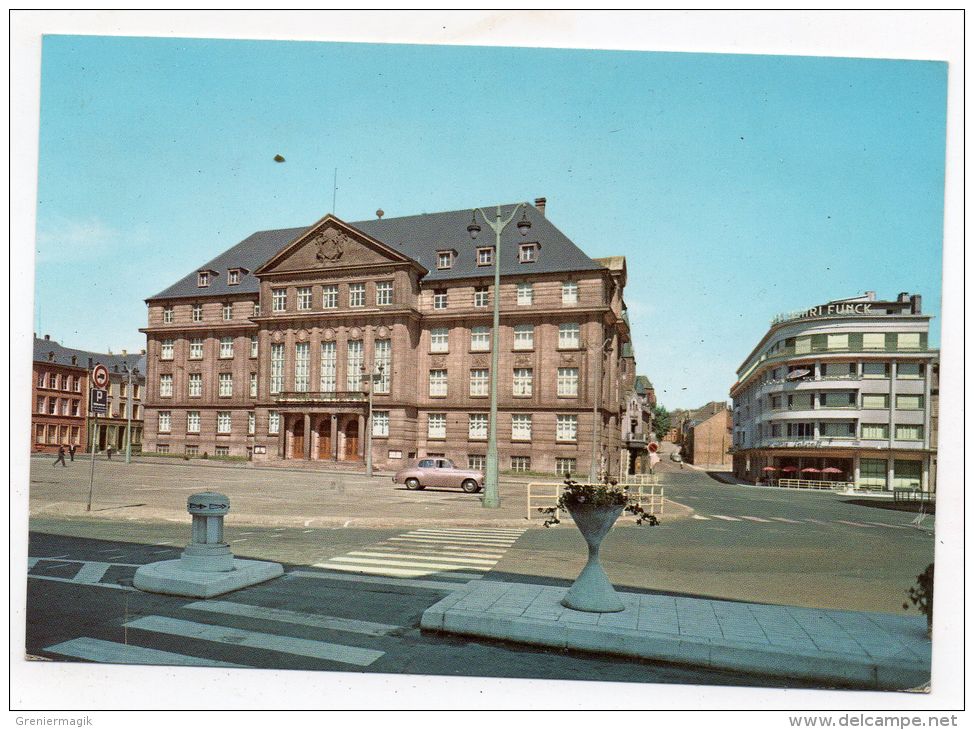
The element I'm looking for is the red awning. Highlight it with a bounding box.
[821,467,844,474]
[781,466,798,473]
[762,466,779,472]
[801,467,821,473]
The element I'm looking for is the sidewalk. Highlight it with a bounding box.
[421,580,930,691]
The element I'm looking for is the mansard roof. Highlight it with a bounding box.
[33,336,146,375]
[148,202,605,301]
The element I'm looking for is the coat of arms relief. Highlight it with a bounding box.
[312,228,350,265]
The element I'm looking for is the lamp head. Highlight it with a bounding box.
[516,210,531,236]
[467,212,481,240]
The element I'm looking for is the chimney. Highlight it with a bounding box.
[910,294,922,314]
[897,292,910,303]
[140,348,146,355]
[376,209,384,220]
[534,197,547,217]
[864,291,876,301]
[121,349,128,356]
[44,334,50,340]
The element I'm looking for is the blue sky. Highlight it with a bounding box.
[34,36,947,409]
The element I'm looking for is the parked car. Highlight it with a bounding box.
[393,458,484,493]
[670,452,683,462]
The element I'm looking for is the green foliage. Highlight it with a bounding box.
[903,563,934,629]
[652,405,671,439]
[538,475,660,528]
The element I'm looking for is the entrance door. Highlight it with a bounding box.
[343,419,360,461]
[318,421,332,460]
[291,419,305,459]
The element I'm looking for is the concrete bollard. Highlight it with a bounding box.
[133,489,283,598]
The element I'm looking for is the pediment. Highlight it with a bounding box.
[254,214,422,276]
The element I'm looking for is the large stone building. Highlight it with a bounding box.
[32,335,145,454]
[680,401,732,467]
[141,200,636,475]
[729,292,938,491]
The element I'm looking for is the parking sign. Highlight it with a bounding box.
[90,387,108,415]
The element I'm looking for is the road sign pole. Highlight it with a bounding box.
[86,413,97,512]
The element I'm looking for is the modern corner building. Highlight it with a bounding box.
[141,199,636,475]
[729,292,938,492]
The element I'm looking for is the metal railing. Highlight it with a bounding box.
[776,478,852,490]
[526,481,665,524]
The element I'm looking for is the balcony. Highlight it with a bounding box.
[624,431,649,447]
[275,391,367,405]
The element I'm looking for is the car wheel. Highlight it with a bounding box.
[405,478,423,490]
[461,479,480,494]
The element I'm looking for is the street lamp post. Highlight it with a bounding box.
[466,203,532,508]
[123,364,139,464]
[362,362,384,478]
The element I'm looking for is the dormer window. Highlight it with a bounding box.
[198,271,210,287]
[228,269,240,285]
[519,243,538,263]
[477,247,494,266]
[47,352,54,362]
[71,355,77,365]
[437,250,455,269]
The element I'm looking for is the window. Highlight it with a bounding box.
[188,373,202,397]
[556,457,576,476]
[250,335,258,358]
[895,424,923,441]
[36,396,44,413]
[374,339,391,394]
[215,446,230,457]
[477,248,493,266]
[820,421,854,438]
[786,422,813,438]
[223,303,233,321]
[558,323,580,349]
[819,392,854,408]
[270,343,284,394]
[862,394,888,409]
[826,333,848,350]
[893,460,922,489]
[74,378,81,393]
[253,302,261,317]
[898,333,921,350]
[373,411,389,438]
[198,272,210,287]
[159,374,173,397]
[557,415,578,442]
[430,327,449,353]
[272,288,287,312]
[250,372,258,398]
[513,368,533,396]
[220,337,233,358]
[862,362,889,379]
[770,395,783,410]
[217,411,232,434]
[517,283,533,306]
[429,369,448,397]
[896,394,924,410]
[859,459,887,488]
[349,283,365,308]
[376,281,393,306]
[320,341,336,392]
[219,373,233,397]
[433,289,447,309]
[770,424,782,438]
[437,251,454,269]
[512,414,532,441]
[511,456,531,473]
[896,363,923,379]
[470,369,489,396]
[71,400,80,416]
[297,287,312,310]
[513,324,534,350]
[163,306,174,324]
[428,413,446,439]
[228,270,240,285]
[322,285,338,309]
[557,368,579,397]
[61,399,70,415]
[468,455,486,471]
[160,340,174,360]
[474,286,489,307]
[189,338,203,360]
[861,423,889,440]
[343,340,363,390]
[822,362,854,378]
[192,304,203,322]
[185,445,199,457]
[156,444,170,454]
[519,243,537,263]
[268,411,280,435]
[468,413,488,439]
[289,342,308,392]
[863,333,885,350]
[470,326,490,352]
[187,411,200,433]
[561,281,578,305]
[248,412,256,435]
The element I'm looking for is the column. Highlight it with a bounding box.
[853,454,861,486]
[921,457,929,493]
[887,458,895,492]
[331,414,338,460]
[277,420,285,458]
[304,413,312,460]
[358,413,365,457]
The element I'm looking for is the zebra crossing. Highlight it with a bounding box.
[312,526,526,581]
[689,513,920,531]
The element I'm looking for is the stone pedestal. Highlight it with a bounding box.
[134,491,283,598]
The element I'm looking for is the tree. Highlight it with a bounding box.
[652,405,671,440]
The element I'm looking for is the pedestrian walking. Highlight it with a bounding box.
[106,445,114,461]
[68,444,76,462]
[53,446,67,467]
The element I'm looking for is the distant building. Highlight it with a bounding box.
[681,401,732,467]
[662,408,688,443]
[32,335,146,454]
[729,292,938,491]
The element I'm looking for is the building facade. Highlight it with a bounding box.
[729,292,938,492]
[681,402,732,467]
[141,200,635,475]
[32,335,145,454]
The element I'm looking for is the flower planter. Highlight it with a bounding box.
[561,502,625,613]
